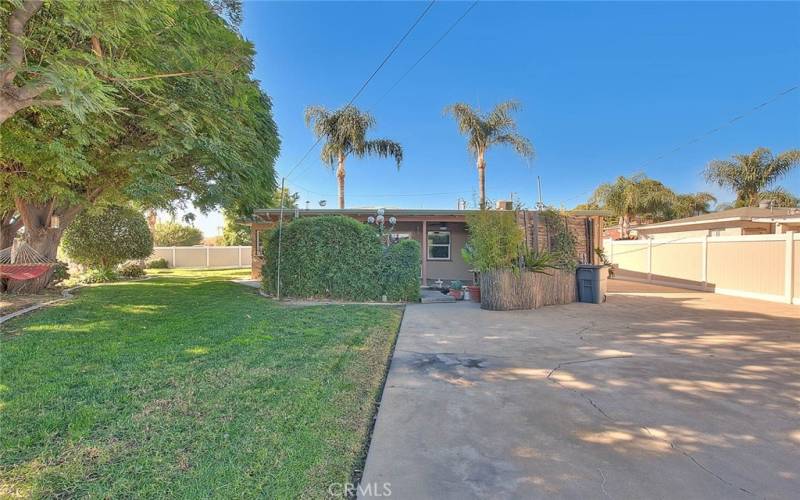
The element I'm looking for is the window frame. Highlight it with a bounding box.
[427,230,451,261]
[255,230,263,256]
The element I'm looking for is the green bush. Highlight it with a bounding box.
[146,258,169,269]
[463,210,524,272]
[119,262,146,278]
[62,206,154,271]
[50,261,70,286]
[79,268,119,284]
[380,239,420,302]
[153,222,203,246]
[262,216,383,300]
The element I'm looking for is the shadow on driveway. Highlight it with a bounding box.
[360,283,800,499]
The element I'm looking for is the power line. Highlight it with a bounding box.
[283,0,437,181]
[371,0,479,109]
[288,179,471,199]
[370,0,479,109]
[289,0,479,183]
[561,84,800,208]
[637,83,799,169]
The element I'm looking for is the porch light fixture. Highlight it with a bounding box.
[366,207,396,247]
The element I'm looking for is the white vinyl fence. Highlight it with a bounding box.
[604,232,800,305]
[151,246,251,269]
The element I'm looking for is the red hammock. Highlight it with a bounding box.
[0,264,52,280]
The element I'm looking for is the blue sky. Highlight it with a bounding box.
[190,1,800,235]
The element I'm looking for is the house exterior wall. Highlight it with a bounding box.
[248,210,602,285]
[250,222,275,279]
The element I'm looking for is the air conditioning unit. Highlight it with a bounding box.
[495,200,514,211]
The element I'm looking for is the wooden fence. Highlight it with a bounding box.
[604,232,800,305]
[151,246,251,269]
[480,269,577,311]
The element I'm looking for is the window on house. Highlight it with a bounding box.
[255,230,263,256]
[427,231,450,260]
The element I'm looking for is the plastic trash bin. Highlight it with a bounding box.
[576,264,609,304]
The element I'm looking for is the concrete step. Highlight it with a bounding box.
[420,289,456,303]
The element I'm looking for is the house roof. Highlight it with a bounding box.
[636,206,800,230]
[243,207,612,224]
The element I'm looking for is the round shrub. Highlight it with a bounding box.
[62,205,154,271]
[380,239,421,302]
[146,258,169,269]
[262,216,382,300]
[118,261,146,278]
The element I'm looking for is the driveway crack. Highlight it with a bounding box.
[546,356,756,498]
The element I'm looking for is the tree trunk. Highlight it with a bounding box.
[7,199,82,293]
[0,211,23,249]
[620,214,631,238]
[477,152,486,209]
[337,153,346,209]
[146,209,157,232]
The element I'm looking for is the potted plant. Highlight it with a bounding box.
[462,245,481,302]
[448,280,464,300]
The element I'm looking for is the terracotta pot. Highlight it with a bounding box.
[448,290,463,300]
[466,285,481,303]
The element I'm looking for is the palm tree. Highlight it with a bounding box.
[757,188,799,208]
[304,105,402,209]
[444,101,534,209]
[668,192,717,219]
[590,174,676,238]
[704,147,800,207]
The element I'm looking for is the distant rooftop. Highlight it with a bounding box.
[637,206,800,230]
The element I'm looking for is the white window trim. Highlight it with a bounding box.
[255,230,263,256]
[427,230,451,260]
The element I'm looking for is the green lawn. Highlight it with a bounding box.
[0,269,403,498]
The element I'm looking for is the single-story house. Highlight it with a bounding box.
[635,206,800,239]
[244,205,609,285]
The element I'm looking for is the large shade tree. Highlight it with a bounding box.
[0,0,279,289]
[590,175,676,238]
[704,147,800,207]
[304,105,402,209]
[444,100,534,209]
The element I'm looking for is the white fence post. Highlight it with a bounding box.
[172,246,177,267]
[206,246,210,268]
[785,231,794,304]
[701,235,708,290]
[647,238,653,281]
[608,239,614,263]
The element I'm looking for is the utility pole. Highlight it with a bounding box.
[536,176,544,211]
[276,177,286,300]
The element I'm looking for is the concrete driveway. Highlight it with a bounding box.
[360,281,800,499]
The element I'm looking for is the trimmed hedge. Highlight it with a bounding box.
[262,216,382,300]
[261,216,421,302]
[380,239,421,302]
